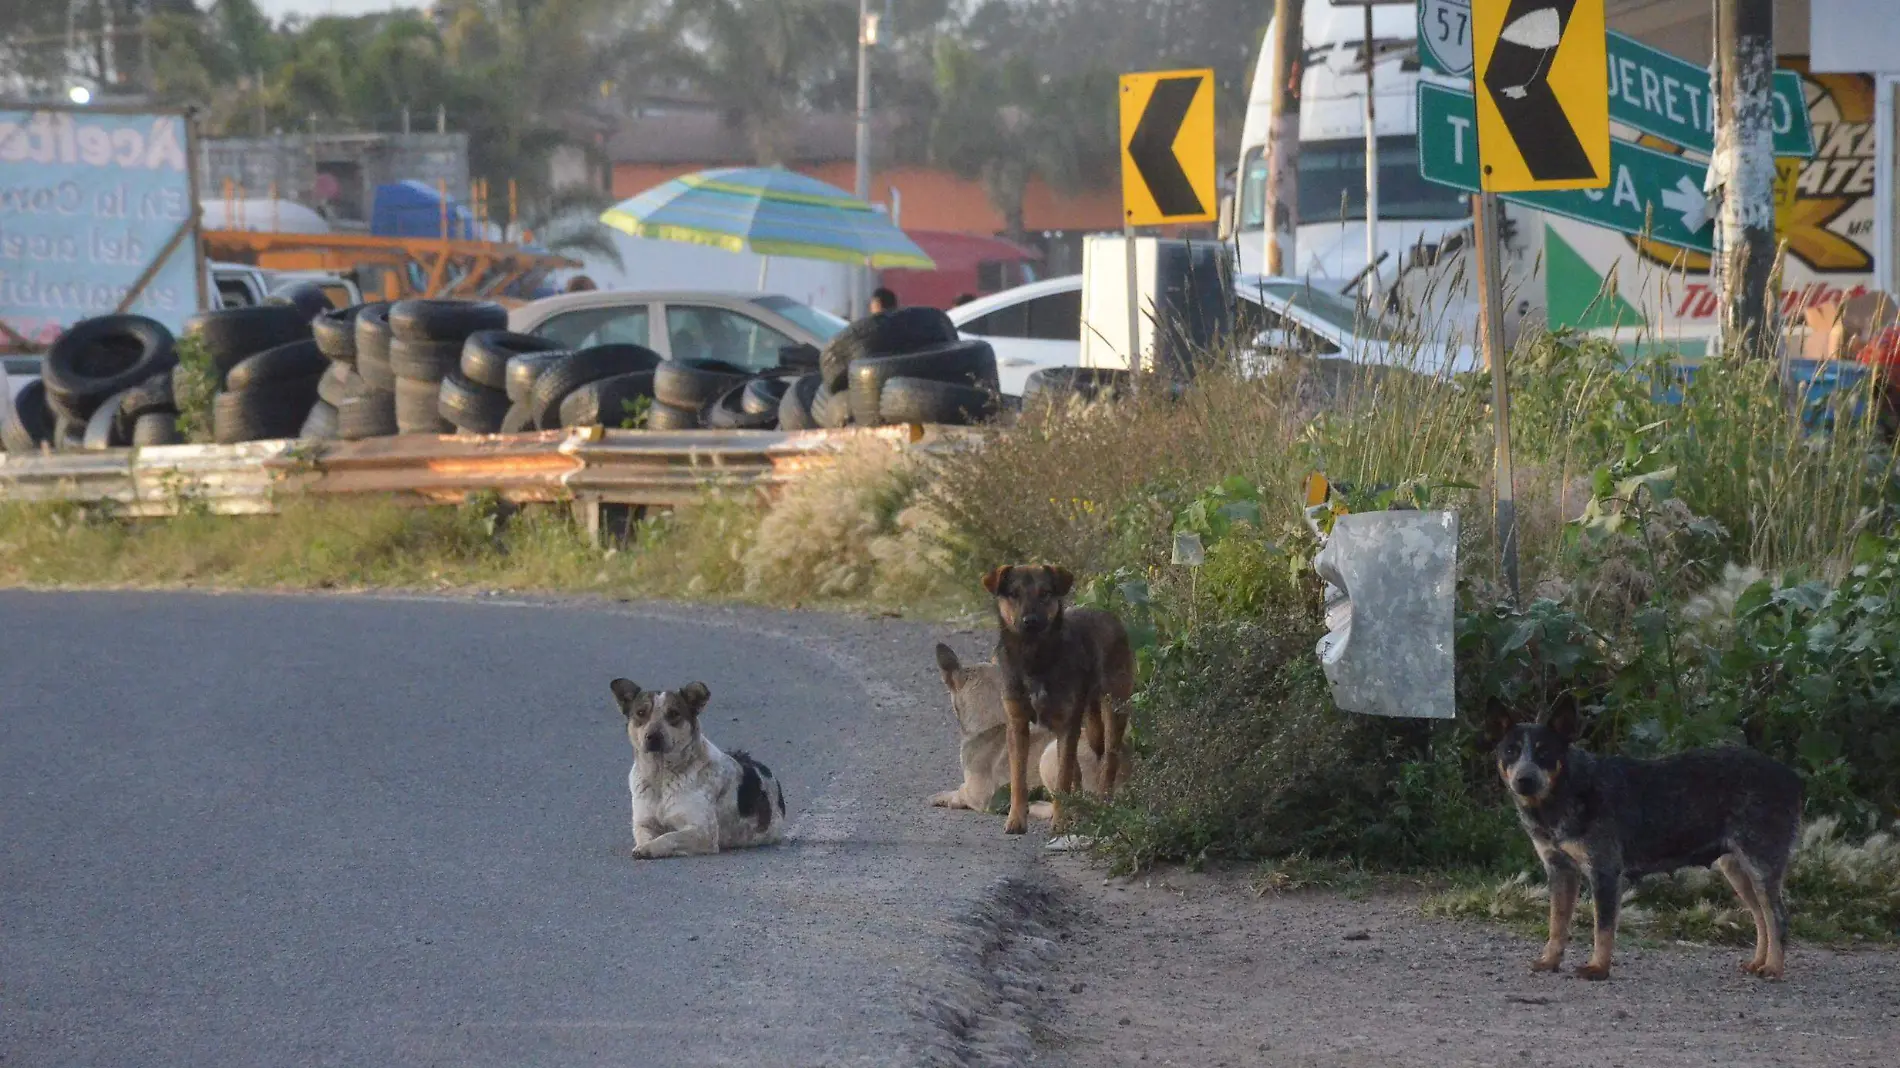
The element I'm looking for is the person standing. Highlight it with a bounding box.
[869,287,897,314]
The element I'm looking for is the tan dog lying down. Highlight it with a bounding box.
[930,643,1111,818]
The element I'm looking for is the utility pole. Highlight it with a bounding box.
[1263,0,1304,276]
[1362,2,1378,299]
[852,0,876,317]
[1711,0,1779,355]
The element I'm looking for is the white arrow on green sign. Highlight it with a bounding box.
[1417,81,1715,253]
[1417,2,1813,158]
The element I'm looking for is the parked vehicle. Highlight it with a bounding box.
[948,275,1085,396]
[953,273,1474,393]
[508,290,848,371]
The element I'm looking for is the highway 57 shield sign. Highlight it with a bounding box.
[1472,0,1610,192]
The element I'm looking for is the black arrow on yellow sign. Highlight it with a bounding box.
[1126,76,1206,218]
[1481,0,1596,182]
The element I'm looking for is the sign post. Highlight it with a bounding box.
[1119,69,1216,376]
[1467,0,1610,600]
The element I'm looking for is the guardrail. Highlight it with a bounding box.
[0,426,942,531]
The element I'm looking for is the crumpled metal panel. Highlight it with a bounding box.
[1312,510,1457,719]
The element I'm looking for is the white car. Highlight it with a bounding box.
[507,290,847,371]
[952,273,1475,390]
[948,276,1086,396]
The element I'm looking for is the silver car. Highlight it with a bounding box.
[506,290,848,371]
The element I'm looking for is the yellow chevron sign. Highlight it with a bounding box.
[1472,0,1610,192]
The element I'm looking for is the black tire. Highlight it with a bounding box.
[847,339,998,426]
[43,314,178,421]
[117,370,175,422]
[354,303,396,390]
[879,376,999,425]
[226,339,328,392]
[186,305,312,376]
[1022,367,1131,403]
[388,299,508,342]
[130,411,181,446]
[653,357,749,410]
[704,383,778,430]
[388,338,461,382]
[498,401,535,434]
[316,363,354,407]
[813,382,852,429]
[776,373,822,431]
[335,385,398,440]
[437,370,513,433]
[529,345,666,431]
[818,306,959,391]
[2,379,56,452]
[54,414,85,451]
[646,400,700,430]
[394,376,453,434]
[212,375,322,444]
[81,390,129,450]
[462,330,567,391]
[741,375,791,415]
[300,400,339,440]
[311,304,365,363]
[558,371,657,428]
[505,350,571,403]
[269,281,334,321]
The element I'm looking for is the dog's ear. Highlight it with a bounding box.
[610,678,642,717]
[1543,703,1580,742]
[1046,566,1074,598]
[678,681,711,716]
[981,565,1012,596]
[1483,707,1515,746]
[934,642,962,687]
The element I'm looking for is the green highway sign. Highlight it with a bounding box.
[1417,82,1715,253]
[1418,8,1814,158]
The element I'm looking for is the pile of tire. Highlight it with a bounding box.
[1,314,181,453]
[186,301,326,445]
[453,330,568,433]
[808,307,1001,428]
[496,342,666,432]
[379,300,509,435]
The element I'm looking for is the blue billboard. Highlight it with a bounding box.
[0,108,204,350]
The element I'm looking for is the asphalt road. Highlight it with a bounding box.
[1,591,1038,1068]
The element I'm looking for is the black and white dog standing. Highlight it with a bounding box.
[610,679,786,859]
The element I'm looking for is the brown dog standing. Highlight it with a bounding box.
[983,564,1135,835]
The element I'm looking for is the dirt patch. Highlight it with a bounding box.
[1034,858,1900,1068]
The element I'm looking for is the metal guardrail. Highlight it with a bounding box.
[0,426,940,522]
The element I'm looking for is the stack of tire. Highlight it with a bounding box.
[804,307,1001,428]
[512,343,666,432]
[186,302,325,445]
[452,331,568,434]
[649,358,781,430]
[307,303,382,440]
[382,300,509,435]
[1,314,180,453]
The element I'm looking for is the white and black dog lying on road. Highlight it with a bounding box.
[611,679,786,859]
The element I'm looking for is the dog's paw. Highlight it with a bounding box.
[1572,962,1611,981]
[1739,957,1764,975]
[1530,954,1563,973]
[1753,962,1785,981]
[1004,815,1028,835]
[928,791,961,808]
[631,845,656,860]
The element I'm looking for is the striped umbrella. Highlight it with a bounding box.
[599,167,936,277]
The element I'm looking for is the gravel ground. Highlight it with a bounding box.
[1031,859,1900,1068]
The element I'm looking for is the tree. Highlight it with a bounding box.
[927,7,1117,241]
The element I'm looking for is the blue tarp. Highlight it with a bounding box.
[371,181,479,239]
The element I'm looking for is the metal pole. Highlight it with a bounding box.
[1124,224,1142,376]
[852,0,872,317]
[1362,3,1379,299]
[1263,0,1304,276]
[1473,192,1517,603]
[1711,0,1778,356]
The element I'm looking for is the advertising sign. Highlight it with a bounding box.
[0,107,204,350]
